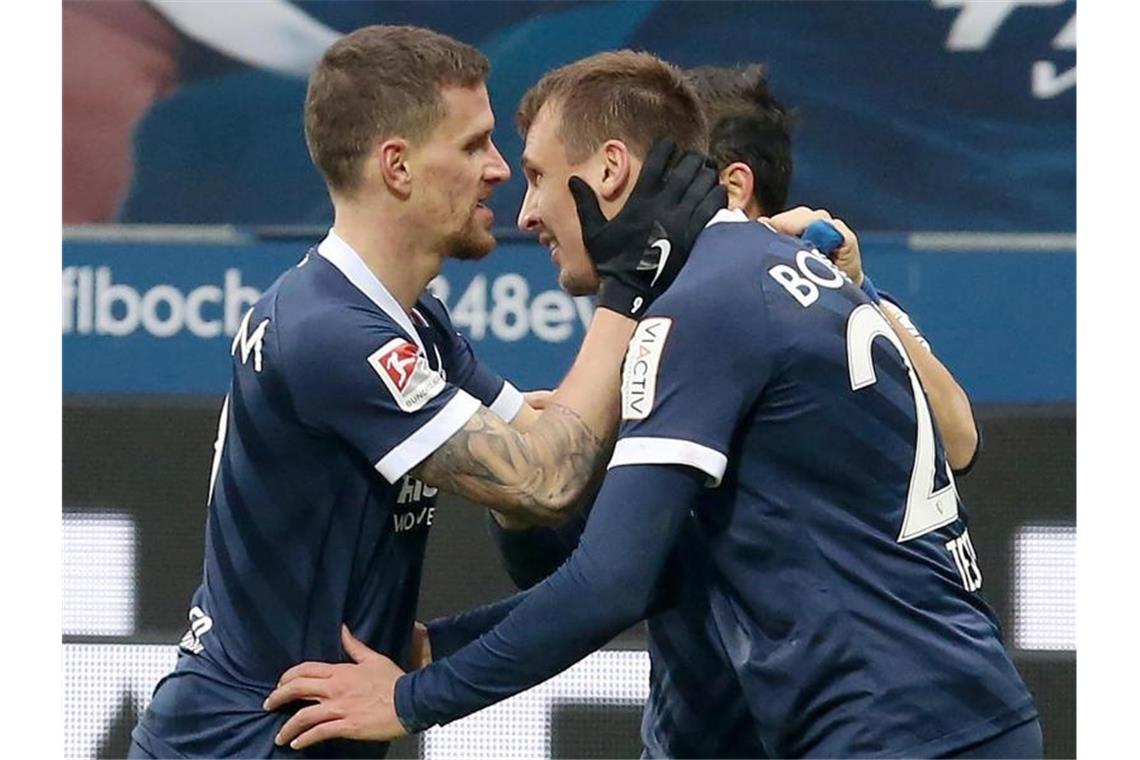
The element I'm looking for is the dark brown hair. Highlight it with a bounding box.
[686,64,796,214]
[304,25,489,193]
[516,50,707,163]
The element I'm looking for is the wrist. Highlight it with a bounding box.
[393,671,429,735]
[859,274,881,304]
[424,617,459,660]
[491,509,531,531]
[595,278,648,319]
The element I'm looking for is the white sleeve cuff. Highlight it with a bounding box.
[488,381,525,423]
[607,436,728,487]
[374,390,481,483]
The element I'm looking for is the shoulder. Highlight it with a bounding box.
[276,284,407,377]
[650,220,790,323]
[694,214,803,262]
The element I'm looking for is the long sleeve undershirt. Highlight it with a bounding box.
[485,508,585,590]
[396,463,704,731]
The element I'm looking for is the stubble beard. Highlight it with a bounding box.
[443,216,495,261]
[559,266,598,297]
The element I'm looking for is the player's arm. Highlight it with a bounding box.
[422,590,528,662]
[482,392,593,586]
[428,307,606,531]
[486,505,586,589]
[411,310,624,526]
[413,142,725,525]
[508,390,549,431]
[765,207,979,472]
[396,463,698,730]
[264,462,703,748]
[877,298,978,472]
[416,505,585,664]
[264,218,759,747]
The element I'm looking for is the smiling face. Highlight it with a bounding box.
[516,102,601,295]
[409,84,511,261]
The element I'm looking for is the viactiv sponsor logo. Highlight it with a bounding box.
[62,267,261,338]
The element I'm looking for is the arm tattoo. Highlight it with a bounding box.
[413,402,605,524]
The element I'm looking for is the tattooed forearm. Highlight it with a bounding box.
[413,403,606,525]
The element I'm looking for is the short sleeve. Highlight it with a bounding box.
[419,295,524,422]
[608,279,774,487]
[285,308,480,484]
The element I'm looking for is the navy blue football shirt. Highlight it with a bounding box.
[132,230,522,759]
[607,210,1035,756]
[475,238,955,760]
[397,211,1034,758]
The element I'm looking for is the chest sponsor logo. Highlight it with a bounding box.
[396,475,438,505]
[393,506,436,534]
[393,477,438,533]
[368,338,445,412]
[621,317,672,420]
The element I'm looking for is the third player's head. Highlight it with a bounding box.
[687,64,794,219]
[304,25,510,261]
[515,51,708,295]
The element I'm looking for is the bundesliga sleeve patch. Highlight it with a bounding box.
[368,338,446,413]
[621,317,672,420]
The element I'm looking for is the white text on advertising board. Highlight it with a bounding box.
[62,267,594,344]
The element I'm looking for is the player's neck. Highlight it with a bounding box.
[331,205,440,313]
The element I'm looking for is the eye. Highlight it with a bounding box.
[465,133,492,155]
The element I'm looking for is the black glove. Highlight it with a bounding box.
[569,138,727,318]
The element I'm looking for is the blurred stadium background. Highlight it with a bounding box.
[62,1,1075,757]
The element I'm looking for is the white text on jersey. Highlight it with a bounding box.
[231,309,270,372]
[768,249,850,308]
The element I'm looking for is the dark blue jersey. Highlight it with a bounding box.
[641,533,765,759]
[486,507,765,758]
[609,210,1036,757]
[485,261,948,760]
[133,231,522,759]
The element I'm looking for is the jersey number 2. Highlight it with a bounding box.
[846,305,959,542]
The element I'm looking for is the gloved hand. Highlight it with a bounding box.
[569,138,727,318]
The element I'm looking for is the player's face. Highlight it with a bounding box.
[516,104,600,296]
[412,84,511,260]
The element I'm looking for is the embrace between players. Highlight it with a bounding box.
[130,24,1041,760]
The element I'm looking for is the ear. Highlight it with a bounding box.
[720,161,756,213]
[375,138,413,196]
[596,139,633,203]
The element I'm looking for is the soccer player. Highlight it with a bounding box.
[265,52,1041,758]
[471,63,983,759]
[128,27,723,758]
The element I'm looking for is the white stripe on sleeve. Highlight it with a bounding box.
[608,436,728,487]
[374,390,481,483]
[488,381,525,423]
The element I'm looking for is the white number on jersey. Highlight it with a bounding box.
[845,304,959,542]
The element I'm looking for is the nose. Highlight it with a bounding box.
[517,185,540,231]
[485,139,511,184]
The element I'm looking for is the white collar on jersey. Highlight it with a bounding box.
[704,207,749,228]
[315,229,426,354]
